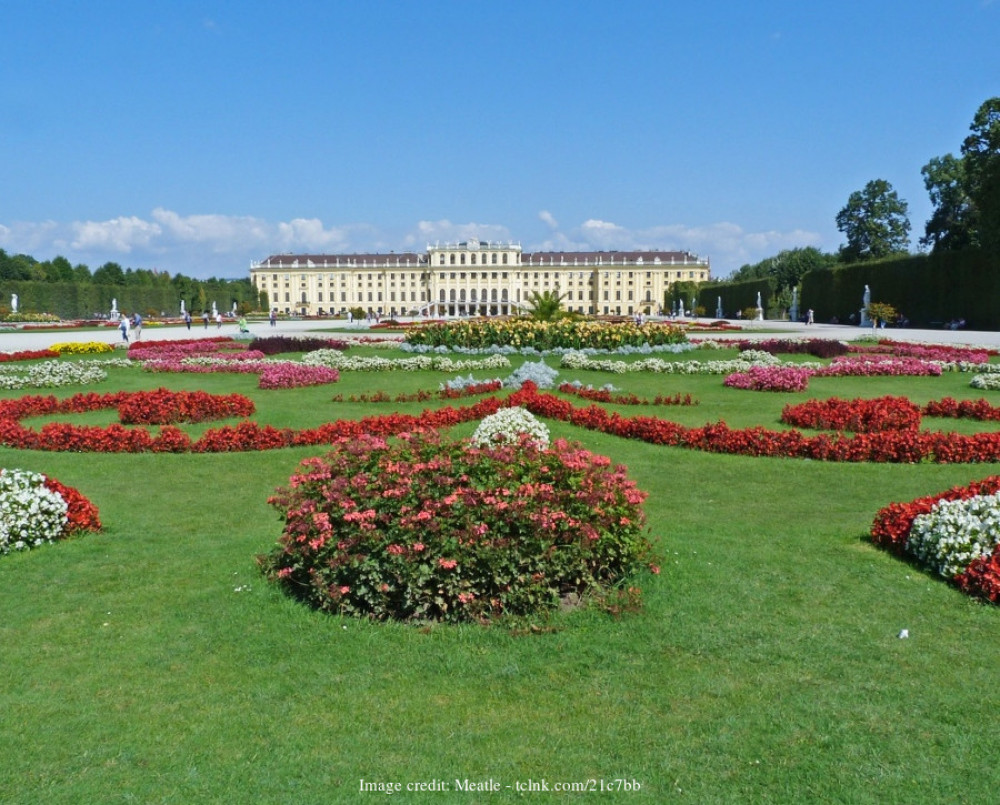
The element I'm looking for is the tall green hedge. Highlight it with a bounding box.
[801,250,998,329]
[697,278,775,319]
[0,280,259,320]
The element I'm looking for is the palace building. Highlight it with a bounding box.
[250,239,710,318]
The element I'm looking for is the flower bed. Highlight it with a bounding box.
[247,336,348,356]
[737,338,849,358]
[724,365,811,392]
[405,319,687,350]
[0,468,101,554]
[0,359,132,390]
[870,476,1000,604]
[48,342,115,355]
[557,382,696,406]
[117,388,256,424]
[0,349,59,363]
[259,430,652,623]
[781,397,922,432]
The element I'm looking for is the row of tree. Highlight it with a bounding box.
[720,98,999,319]
[0,250,262,316]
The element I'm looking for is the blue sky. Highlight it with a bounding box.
[1,1,997,279]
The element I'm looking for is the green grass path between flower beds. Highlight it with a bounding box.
[2,348,1000,802]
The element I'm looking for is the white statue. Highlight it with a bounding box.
[180,300,186,314]
[111,297,118,314]
[10,293,17,313]
[212,301,218,316]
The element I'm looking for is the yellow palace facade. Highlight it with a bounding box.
[250,239,710,318]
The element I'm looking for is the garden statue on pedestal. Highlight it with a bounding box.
[10,294,17,313]
[756,292,764,321]
[860,285,871,326]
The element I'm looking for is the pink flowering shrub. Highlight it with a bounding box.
[259,430,654,623]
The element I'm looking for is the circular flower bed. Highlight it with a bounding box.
[0,469,102,554]
[260,430,654,623]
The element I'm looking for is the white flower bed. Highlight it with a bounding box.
[0,359,126,389]
[471,407,550,449]
[0,469,68,554]
[907,493,1000,578]
[970,373,1000,390]
[940,362,1000,374]
[301,350,510,372]
[559,351,785,375]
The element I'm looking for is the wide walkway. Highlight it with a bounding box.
[3,317,1000,352]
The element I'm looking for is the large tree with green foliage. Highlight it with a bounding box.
[730,246,836,290]
[961,97,1000,254]
[920,154,977,251]
[836,179,911,262]
[921,97,1000,255]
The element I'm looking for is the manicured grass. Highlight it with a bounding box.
[2,345,1000,802]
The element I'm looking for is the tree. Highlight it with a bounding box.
[961,97,1000,254]
[865,301,898,329]
[731,247,836,290]
[920,154,977,251]
[93,261,126,285]
[836,179,911,262]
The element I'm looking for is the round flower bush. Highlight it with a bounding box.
[260,430,654,623]
[0,469,68,553]
[0,469,101,555]
[907,493,1000,578]
[470,406,550,448]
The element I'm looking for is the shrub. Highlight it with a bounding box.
[260,431,653,623]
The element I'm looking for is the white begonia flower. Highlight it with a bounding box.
[471,407,550,449]
[0,469,68,554]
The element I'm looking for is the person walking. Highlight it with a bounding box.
[215,311,223,329]
[269,308,277,327]
[131,311,143,341]
[184,311,192,330]
[203,310,210,329]
[118,315,129,344]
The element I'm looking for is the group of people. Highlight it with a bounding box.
[117,312,142,343]
[118,309,251,343]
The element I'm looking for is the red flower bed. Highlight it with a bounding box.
[0,349,60,362]
[5,382,1000,464]
[922,396,1000,422]
[781,396,922,433]
[557,383,697,406]
[117,388,255,424]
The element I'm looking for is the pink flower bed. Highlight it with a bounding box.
[258,363,341,389]
[723,365,811,392]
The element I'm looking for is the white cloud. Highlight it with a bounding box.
[404,219,512,247]
[538,210,558,229]
[71,216,162,253]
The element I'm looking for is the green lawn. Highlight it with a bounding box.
[2,346,999,803]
